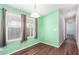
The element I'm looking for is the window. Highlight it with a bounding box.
[6,12,21,42]
[26,17,36,38]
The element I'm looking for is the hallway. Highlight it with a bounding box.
[12,38,79,55]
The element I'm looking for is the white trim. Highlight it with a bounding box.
[5,11,8,43]
[7,42,39,55]
[40,41,59,48]
[6,11,22,43]
[76,7,79,50]
[6,38,21,43]
[26,16,36,38]
[59,39,65,48]
[75,8,78,41]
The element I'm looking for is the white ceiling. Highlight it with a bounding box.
[9,4,77,16]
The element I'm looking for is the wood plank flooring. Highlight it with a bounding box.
[12,39,79,55]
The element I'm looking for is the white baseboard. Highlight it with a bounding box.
[58,39,65,48]
[8,42,39,55]
[6,40,65,55]
[40,41,59,48]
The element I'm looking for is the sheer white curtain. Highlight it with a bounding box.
[26,17,36,38]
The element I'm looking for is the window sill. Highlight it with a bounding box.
[6,38,21,43]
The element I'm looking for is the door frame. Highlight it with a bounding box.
[64,15,77,39]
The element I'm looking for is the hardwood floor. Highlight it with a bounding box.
[12,39,79,55]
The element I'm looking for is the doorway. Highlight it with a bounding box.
[65,15,76,40]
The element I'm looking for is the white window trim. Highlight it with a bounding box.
[6,12,22,42]
[27,17,36,39]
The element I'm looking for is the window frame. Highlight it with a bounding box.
[6,11,22,42]
[26,16,36,39]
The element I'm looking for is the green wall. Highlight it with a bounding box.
[0,4,39,55]
[0,4,60,55]
[38,10,59,47]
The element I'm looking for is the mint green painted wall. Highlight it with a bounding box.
[38,10,59,47]
[0,4,60,54]
[0,4,39,55]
